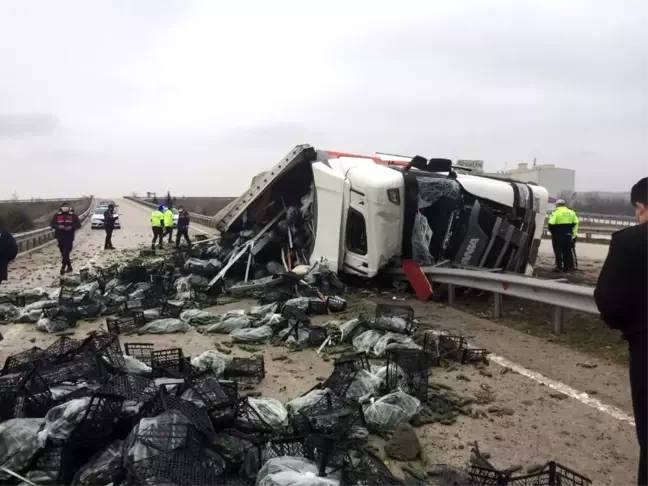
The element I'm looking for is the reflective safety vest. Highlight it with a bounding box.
[548,206,579,237]
[163,209,174,227]
[55,211,76,231]
[151,210,163,227]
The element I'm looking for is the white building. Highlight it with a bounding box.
[485,163,575,199]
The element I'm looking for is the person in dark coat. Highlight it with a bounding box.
[595,177,647,485]
[0,217,18,286]
[103,204,118,250]
[175,206,191,248]
[50,202,81,275]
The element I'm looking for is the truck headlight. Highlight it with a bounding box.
[387,189,401,205]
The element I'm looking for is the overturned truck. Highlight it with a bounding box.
[213,145,549,296]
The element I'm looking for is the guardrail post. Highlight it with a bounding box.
[447,284,455,305]
[554,307,565,334]
[493,293,502,318]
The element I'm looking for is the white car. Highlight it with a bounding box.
[91,206,121,229]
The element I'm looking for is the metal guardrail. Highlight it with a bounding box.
[395,265,599,335]
[13,200,95,254]
[0,197,89,204]
[123,196,219,230]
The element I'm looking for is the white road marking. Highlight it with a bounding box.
[489,354,635,426]
[430,330,635,426]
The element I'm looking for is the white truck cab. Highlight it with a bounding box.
[216,145,549,281]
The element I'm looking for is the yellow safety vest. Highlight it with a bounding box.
[151,210,163,227]
[163,209,174,227]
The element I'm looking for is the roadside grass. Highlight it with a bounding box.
[0,198,92,232]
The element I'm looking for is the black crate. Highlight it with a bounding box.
[461,348,490,365]
[308,326,328,348]
[438,334,467,361]
[282,304,311,323]
[126,449,226,486]
[322,353,370,399]
[43,305,80,328]
[51,386,94,407]
[375,303,415,334]
[293,390,365,438]
[224,356,265,385]
[106,314,146,336]
[68,392,125,444]
[40,356,108,387]
[420,332,441,367]
[26,440,86,485]
[45,336,82,365]
[233,397,276,436]
[385,349,429,401]
[124,343,155,366]
[13,295,26,307]
[58,287,79,306]
[2,346,45,374]
[151,273,175,295]
[151,348,185,377]
[3,369,52,419]
[100,374,157,403]
[145,392,216,440]
[120,298,148,315]
[160,300,184,318]
[81,332,125,369]
[189,376,238,422]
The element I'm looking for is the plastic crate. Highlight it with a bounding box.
[106,314,146,336]
[151,348,186,377]
[43,305,80,328]
[145,392,216,440]
[385,349,429,401]
[461,348,490,365]
[2,346,45,374]
[81,332,125,369]
[307,326,328,347]
[341,448,404,485]
[120,298,148,315]
[260,289,294,306]
[26,440,85,485]
[51,386,94,407]
[420,332,441,367]
[233,397,276,436]
[321,353,370,398]
[40,356,108,387]
[224,356,265,385]
[160,300,184,318]
[374,303,415,334]
[100,374,157,403]
[438,334,467,361]
[124,343,155,366]
[58,287,79,306]
[292,389,365,438]
[68,392,125,444]
[263,435,348,477]
[44,336,82,365]
[282,304,311,323]
[2,369,52,419]
[126,449,227,485]
[150,273,175,295]
[189,376,238,422]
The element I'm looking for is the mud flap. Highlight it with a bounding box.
[402,259,433,301]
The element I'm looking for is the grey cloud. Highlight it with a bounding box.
[0,114,59,137]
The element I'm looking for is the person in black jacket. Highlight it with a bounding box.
[103,204,118,250]
[0,217,18,286]
[595,177,647,486]
[50,202,81,275]
[175,206,191,249]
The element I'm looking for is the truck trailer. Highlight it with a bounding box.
[215,145,549,292]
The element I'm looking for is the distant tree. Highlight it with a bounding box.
[11,191,18,201]
[560,191,633,216]
[130,191,138,198]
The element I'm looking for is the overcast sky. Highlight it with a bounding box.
[1,0,646,199]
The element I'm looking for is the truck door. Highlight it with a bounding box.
[309,162,347,272]
[343,187,372,276]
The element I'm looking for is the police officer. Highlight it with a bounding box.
[0,217,18,286]
[151,205,165,250]
[103,204,118,250]
[595,177,647,485]
[163,206,174,244]
[175,206,191,248]
[547,199,579,272]
[50,202,81,275]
